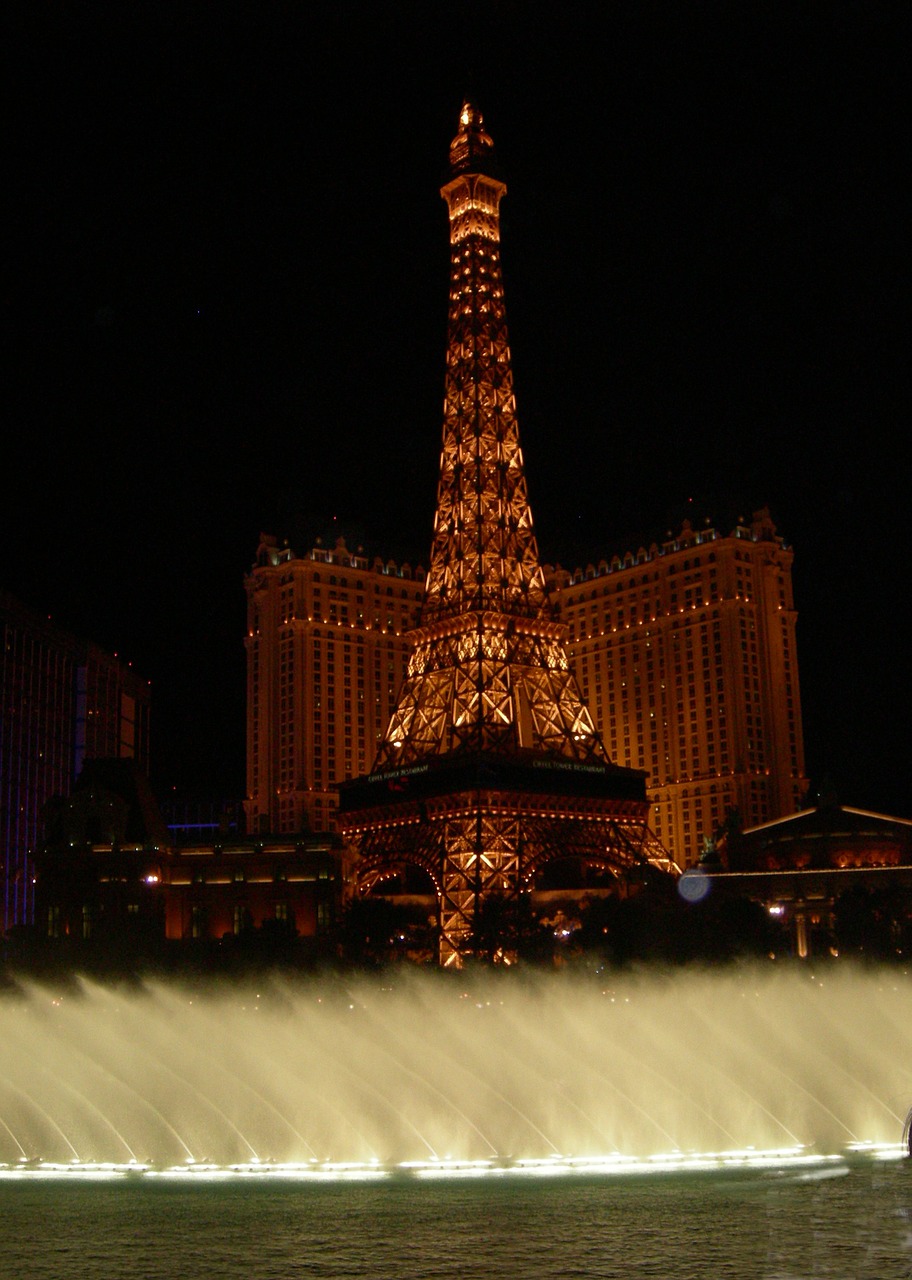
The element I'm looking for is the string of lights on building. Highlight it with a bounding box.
[245,504,806,873]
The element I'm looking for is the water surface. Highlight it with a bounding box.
[2,1160,911,1280]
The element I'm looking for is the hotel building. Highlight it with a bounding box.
[549,508,807,866]
[244,534,423,837]
[244,509,806,870]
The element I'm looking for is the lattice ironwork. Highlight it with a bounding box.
[340,103,677,965]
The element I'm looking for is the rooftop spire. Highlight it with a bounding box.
[447,100,498,177]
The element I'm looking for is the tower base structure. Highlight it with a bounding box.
[340,754,677,966]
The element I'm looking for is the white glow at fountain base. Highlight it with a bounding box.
[0,1146,906,1184]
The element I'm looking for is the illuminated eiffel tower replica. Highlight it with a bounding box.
[340,103,677,966]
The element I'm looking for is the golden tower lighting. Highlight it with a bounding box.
[340,104,677,966]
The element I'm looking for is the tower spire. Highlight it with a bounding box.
[341,105,677,966]
[426,100,540,622]
[447,100,498,178]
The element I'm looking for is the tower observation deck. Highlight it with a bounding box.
[340,103,677,965]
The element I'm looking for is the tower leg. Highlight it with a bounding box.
[438,812,522,966]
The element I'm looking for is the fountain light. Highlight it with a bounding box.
[2,969,910,1174]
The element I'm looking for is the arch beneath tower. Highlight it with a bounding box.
[341,752,678,966]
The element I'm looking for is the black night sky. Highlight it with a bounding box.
[3,5,907,814]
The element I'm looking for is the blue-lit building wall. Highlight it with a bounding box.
[1,591,150,931]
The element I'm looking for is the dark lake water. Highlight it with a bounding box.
[2,1158,911,1280]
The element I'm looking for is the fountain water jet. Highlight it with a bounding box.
[1,965,910,1172]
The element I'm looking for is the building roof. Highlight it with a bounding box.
[722,801,912,874]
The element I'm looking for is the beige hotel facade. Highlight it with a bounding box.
[245,508,806,870]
